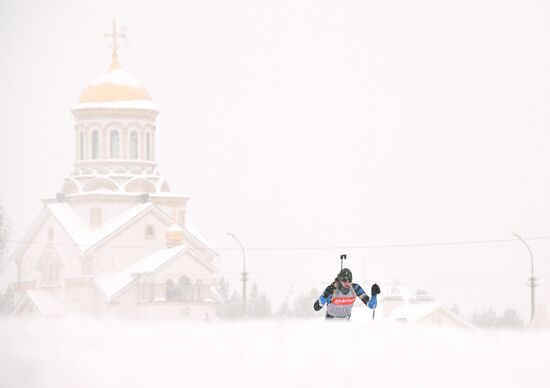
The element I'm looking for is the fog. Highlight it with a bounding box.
[1,0,550,320]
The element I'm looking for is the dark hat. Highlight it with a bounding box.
[338,268,352,282]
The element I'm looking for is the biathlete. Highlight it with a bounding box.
[313,268,381,320]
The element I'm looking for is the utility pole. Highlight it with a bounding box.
[512,233,537,322]
[227,231,247,316]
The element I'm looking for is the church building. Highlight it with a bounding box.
[9,25,220,320]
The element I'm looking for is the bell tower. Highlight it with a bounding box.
[62,21,169,195]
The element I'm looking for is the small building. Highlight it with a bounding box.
[354,280,475,331]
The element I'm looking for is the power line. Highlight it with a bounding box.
[6,235,550,251]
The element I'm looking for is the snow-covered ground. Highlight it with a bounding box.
[0,318,548,388]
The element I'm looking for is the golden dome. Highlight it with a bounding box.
[78,56,152,104]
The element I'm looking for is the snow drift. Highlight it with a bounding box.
[0,318,548,388]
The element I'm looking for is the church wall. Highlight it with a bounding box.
[103,284,140,319]
[91,212,170,274]
[70,199,143,229]
[157,252,214,285]
[17,213,83,302]
[64,279,99,317]
[112,251,218,321]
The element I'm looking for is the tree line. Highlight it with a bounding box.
[215,276,321,320]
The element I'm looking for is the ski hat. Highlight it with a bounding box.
[338,268,353,282]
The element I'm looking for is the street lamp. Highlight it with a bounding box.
[512,233,537,322]
[226,231,248,316]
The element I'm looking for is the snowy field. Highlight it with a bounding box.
[0,318,549,388]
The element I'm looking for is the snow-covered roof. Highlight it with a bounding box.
[387,302,477,330]
[388,302,441,322]
[74,100,157,111]
[95,246,187,301]
[46,202,152,253]
[25,290,64,316]
[75,57,157,111]
[94,273,136,301]
[128,246,187,274]
[88,66,143,88]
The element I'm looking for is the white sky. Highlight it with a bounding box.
[1,0,549,319]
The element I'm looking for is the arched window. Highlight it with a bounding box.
[48,227,54,242]
[79,132,84,160]
[177,276,193,302]
[146,133,151,160]
[92,130,99,159]
[130,131,138,159]
[149,282,155,301]
[110,130,119,159]
[165,279,176,301]
[145,225,155,239]
[139,280,147,301]
[195,280,206,302]
[39,250,61,286]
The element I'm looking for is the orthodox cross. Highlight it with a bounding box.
[104,20,126,59]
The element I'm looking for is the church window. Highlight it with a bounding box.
[138,280,149,301]
[130,131,138,159]
[146,133,151,160]
[90,208,102,228]
[92,130,100,159]
[48,227,54,242]
[39,249,61,286]
[145,225,155,239]
[66,285,79,303]
[44,261,59,283]
[149,282,156,301]
[177,276,193,302]
[110,130,120,159]
[195,280,206,302]
[79,132,84,160]
[82,256,92,275]
[165,279,176,301]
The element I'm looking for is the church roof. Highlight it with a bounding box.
[127,245,188,274]
[94,247,180,300]
[95,245,207,301]
[14,290,65,317]
[46,201,152,253]
[75,56,157,111]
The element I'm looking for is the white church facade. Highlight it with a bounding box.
[9,29,220,320]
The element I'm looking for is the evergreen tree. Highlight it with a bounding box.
[292,288,320,318]
[215,276,244,320]
[248,282,272,318]
[0,199,12,315]
[215,278,274,320]
[219,291,244,319]
[471,307,524,329]
[216,276,230,302]
[450,304,461,317]
[472,307,498,328]
[0,286,14,316]
[496,307,524,329]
